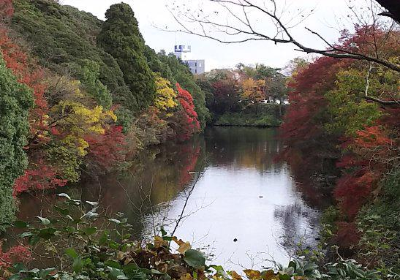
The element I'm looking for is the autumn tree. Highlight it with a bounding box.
[0,53,33,229]
[241,78,266,104]
[48,81,117,182]
[85,125,127,175]
[97,3,156,111]
[211,77,240,114]
[172,83,201,141]
[154,75,177,112]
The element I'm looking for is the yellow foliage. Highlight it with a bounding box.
[154,75,178,111]
[180,273,193,280]
[230,271,243,280]
[241,78,266,103]
[173,237,192,254]
[154,236,168,249]
[52,98,117,157]
[244,269,261,280]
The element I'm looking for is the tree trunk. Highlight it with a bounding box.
[376,0,400,23]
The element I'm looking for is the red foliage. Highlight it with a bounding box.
[334,222,361,252]
[281,56,346,144]
[0,244,31,269]
[0,28,50,145]
[85,126,127,174]
[13,159,67,195]
[0,26,62,193]
[178,145,201,186]
[211,78,239,114]
[334,126,394,218]
[0,0,13,21]
[174,83,200,141]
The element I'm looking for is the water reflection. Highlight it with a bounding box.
[17,127,321,270]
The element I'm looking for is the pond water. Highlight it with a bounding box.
[17,127,322,270]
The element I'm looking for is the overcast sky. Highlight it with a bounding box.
[60,0,375,71]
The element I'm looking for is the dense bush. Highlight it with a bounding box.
[0,53,32,231]
[215,104,283,127]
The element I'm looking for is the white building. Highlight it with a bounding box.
[174,45,205,75]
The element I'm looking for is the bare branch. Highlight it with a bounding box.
[168,0,400,73]
[364,96,400,106]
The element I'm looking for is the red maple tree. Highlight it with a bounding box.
[85,125,127,174]
[173,83,200,141]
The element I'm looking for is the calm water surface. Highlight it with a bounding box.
[18,127,321,270]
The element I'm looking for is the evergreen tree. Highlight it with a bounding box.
[0,54,33,231]
[97,3,156,111]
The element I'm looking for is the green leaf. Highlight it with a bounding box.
[14,221,28,228]
[38,227,57,239]
[58,193,71,200]
[65,248,78,259]
[82,211,99,219]
[150,269,164,275]
[279,274,291,280]
[99,231,109,245]
[86,201,99,207]
[11,263,27,273]
[82,227,97,236]
[123,263,139,274]
[39,267,57,278]
[109,218,122,224]
[20,231,33,238]
[54,206,70,216]
[37,216,51,225]
[72,257,84,273]
[105,260,121,269]
[109,268,127,280]
[183,249,206,268]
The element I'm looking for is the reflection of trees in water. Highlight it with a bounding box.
[274,203,320,257]
[277,144,338,209]
[92,137,207,238]
[16,137,207,240]
[205,127,284,173]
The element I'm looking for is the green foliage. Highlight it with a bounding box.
[47,143,82,183]
[75,59,112,109]
[11,0,128,108]
[144,46,174,82]
[5,196,381,280]
[320,206,340,241]
[158,53,210,128]
[325,69,381,136]
[357,170,400,276]
[97,3,156,111]
[0,54,33,231]
[215,105,283,127]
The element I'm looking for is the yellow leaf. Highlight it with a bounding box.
[154,236,167,248]
[172,237,192,254]
[231,271,243,280]
[178,241,191,254]
[244,269,262,280]
[262,270,279,280]
[180,273,193,280]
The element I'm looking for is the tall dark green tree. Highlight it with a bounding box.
[97,3,156,111]
[0,54,33,231]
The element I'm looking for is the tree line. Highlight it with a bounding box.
[0,0,209,231]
